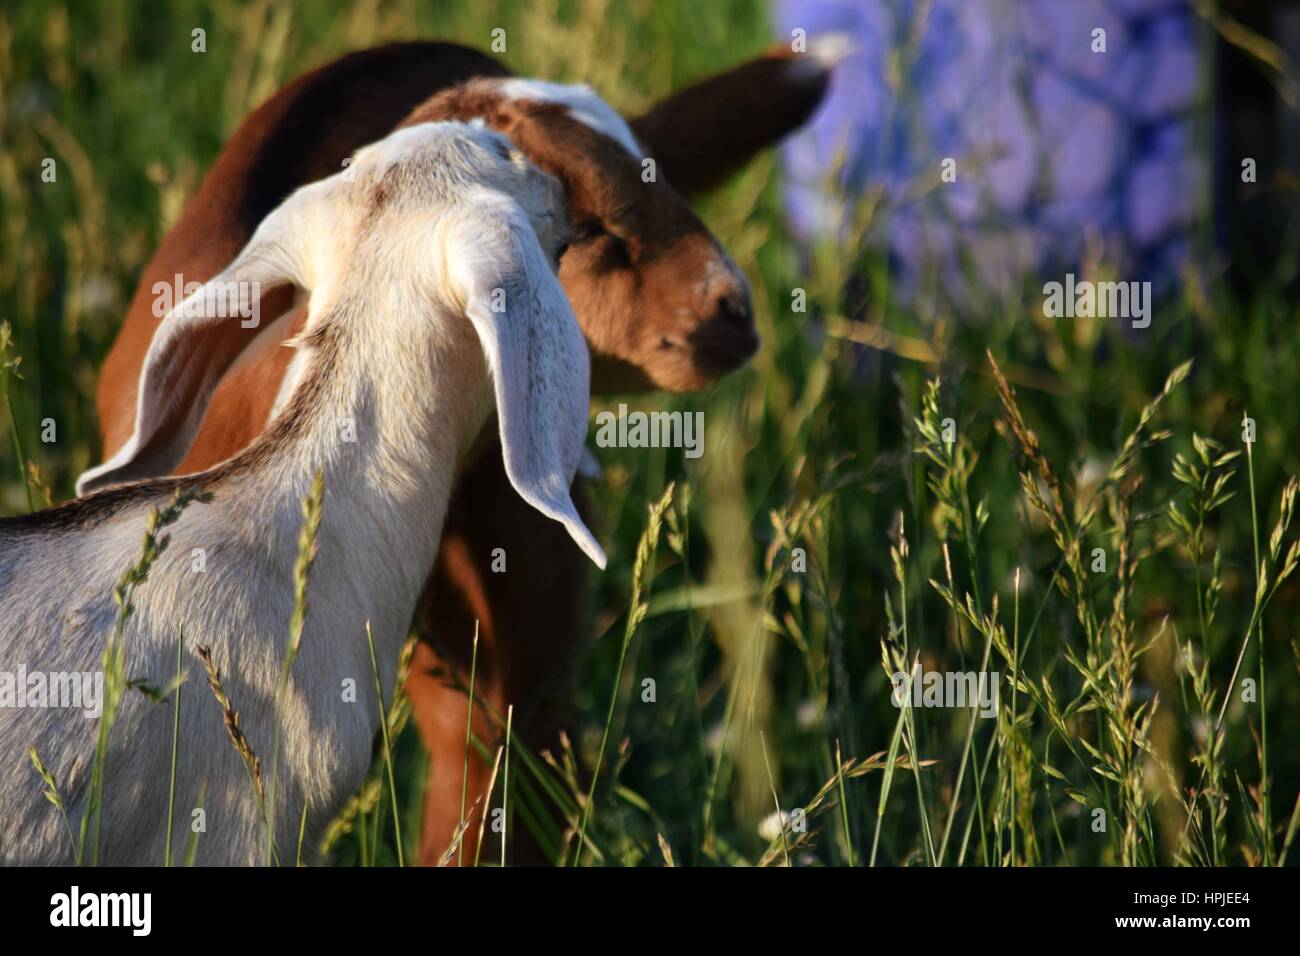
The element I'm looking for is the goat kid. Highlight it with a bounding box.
[91,40,842,864]
[0,122,601,864]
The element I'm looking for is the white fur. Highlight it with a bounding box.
[0,121,603,865]
[154,80,645,425]
[498,79,645,158]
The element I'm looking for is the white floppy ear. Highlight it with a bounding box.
[77,180,335,496]
[450,206,607,570]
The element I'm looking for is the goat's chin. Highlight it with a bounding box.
[686,341,759,385]
[592,354,713,394]
[590,354,657,395]
[589,331,760,395]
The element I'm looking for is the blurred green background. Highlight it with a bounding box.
[2,0,1298,866]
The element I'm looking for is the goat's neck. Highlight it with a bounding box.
[218,293,492,651]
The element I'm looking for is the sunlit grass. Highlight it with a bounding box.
[2,0,1297,867]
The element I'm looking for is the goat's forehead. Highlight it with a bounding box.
[497,79,643,158]
[353,122,509,173]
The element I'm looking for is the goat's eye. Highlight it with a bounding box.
[602,232,631,265]
[573,220,631,266]
[574,221,606,243]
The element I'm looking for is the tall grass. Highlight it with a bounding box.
[2,0,1298,866]
[265,470,325,863]
[81,485,210,864]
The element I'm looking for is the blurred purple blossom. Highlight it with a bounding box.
[777,0,1205,294]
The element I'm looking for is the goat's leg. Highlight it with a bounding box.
[407,633,501,866]
[409,450,591,866]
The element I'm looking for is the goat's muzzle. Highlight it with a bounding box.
[688,273,758,377]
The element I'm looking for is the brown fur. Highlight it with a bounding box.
[399,82,760,393]
[92,40,832,865]
[631,42,832,195]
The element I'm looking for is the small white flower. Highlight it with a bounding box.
[796,699,822,729]
[759,810,791,843]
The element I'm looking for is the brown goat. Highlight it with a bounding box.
[92,40,834,864]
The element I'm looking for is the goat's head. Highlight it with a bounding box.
[77,122,605,567]
[402,78,758,393]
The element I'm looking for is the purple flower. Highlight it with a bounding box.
[777,0,1202,294]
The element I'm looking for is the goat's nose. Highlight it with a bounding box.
[713,285,753,330]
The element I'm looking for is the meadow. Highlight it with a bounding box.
[1,0,1297,866]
